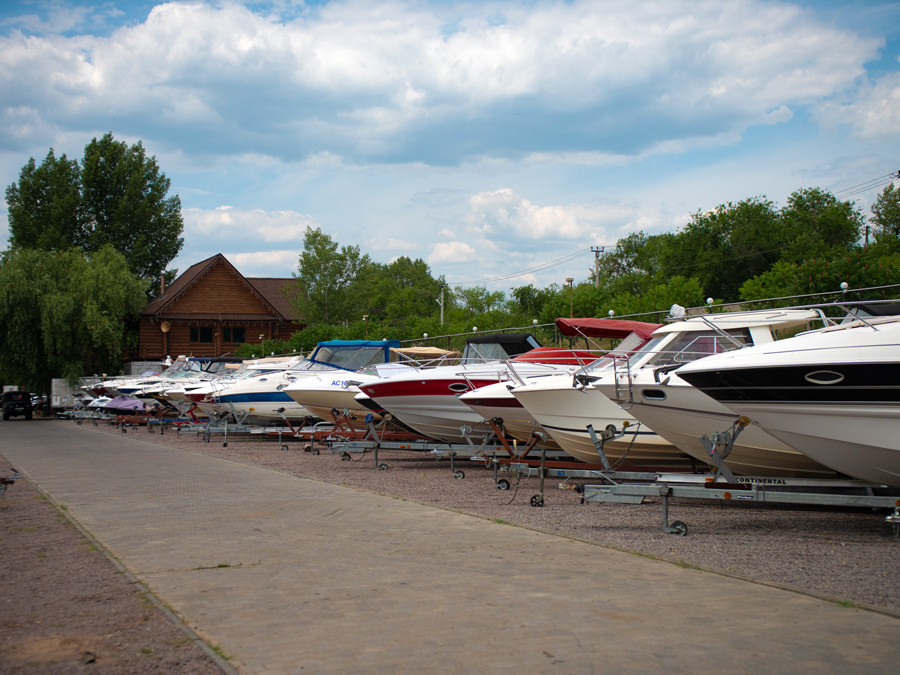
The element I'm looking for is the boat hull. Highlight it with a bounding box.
[605,378,840,477]
[677,318,900,485]
[459,383,560,450]
[512,380,693,469]
[709,401,900,485]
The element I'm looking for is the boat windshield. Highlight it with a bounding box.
[296,344,390,372]
[644,329,752,368]
[579,333,663,375]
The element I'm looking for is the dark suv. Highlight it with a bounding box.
[2,391,33,420]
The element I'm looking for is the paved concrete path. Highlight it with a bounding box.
[2,420,898,674]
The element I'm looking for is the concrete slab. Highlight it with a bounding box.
[3,421,898,674]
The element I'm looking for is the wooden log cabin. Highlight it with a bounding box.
[137,253,303,361]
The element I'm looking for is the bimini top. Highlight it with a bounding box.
[556,317,662,341]
[302,340,402,372]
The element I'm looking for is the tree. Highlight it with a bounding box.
[673,197,782,300]
[80,133,184,281]
[0,246,146,393]
[5,149,83,251]
[363,256,445,325]
[293,226,375,324]
[5,133,184,285]
[510,284,553,317]
[870,183,900,242]
[779,187,863,263]
[453,286,507,314]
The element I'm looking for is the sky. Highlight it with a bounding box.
[1,0,899,292]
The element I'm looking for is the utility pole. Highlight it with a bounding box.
[590,246,604,288]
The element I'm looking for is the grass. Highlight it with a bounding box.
[209,643,233,661]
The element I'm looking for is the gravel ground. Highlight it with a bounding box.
[2,417,899,672]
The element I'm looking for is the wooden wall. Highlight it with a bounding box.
[167,266,272,315]
[137,265,302,360]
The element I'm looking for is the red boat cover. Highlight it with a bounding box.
[555,317,661,341]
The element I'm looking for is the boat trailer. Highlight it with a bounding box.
[579,417,900,536]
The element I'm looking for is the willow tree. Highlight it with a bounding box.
[0,246,146,392]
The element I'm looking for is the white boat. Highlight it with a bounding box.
[589,308,839,477]
[677,313,900,486]
[356,331,624,445]
[458,318,661,450]
[283,346,460,430]
[95,357,235,402]
[511,308,825,470]
[170,355,305,419]
[211,340,404,426]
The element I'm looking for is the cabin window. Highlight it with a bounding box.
[190,326,214,343]
[222,327,246,343]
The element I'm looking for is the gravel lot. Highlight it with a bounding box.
[2,417,899,672]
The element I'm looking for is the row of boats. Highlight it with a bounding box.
[82,300,900,488]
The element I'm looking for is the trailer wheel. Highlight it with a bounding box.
[311,448,319,456]
[453,469,465,480]
[341,452,351,461]
[530,494,545,507]
[496,479,511,490]
[669,521,688,536]
[281,444,289,452]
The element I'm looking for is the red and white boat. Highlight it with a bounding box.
[458,318,661,449]
[357,328,609,444]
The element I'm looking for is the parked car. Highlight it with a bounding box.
[2,391,33,420]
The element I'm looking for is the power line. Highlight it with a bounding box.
[833,170,899,200]
[451,247,593,287]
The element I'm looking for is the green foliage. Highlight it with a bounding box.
[0,246,146,392]
[779,187,864,262]
[80,133,184,281]
[364,256,446,326]
[870,183,900,241]
[510,284,553,316]
[293,226,375,324]
[674,197,781,299]
[453,286,507,314]
[6,133,184,287]
[740,241,900,302]
[5,150,83,251]
[609,276,706,318]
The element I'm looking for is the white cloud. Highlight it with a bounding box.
[816,71,900,139]
[365,237,421,253]
[184,206,318,243]
[0,0,884,164]
[428,240,477,264]
[228,250,300,278]
[465,188,637,242]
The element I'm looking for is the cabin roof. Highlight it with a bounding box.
[140,253,299,321]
